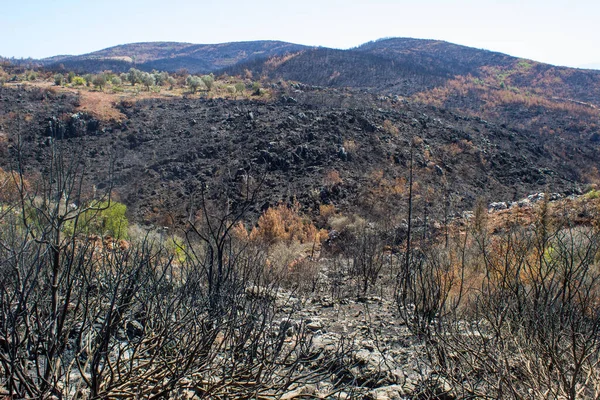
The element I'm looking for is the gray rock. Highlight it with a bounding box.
[403,373,420,394]
[517,198,531,208]
[311,333,339,354]
[367,385,405,400]
[306,319,324,332]
[352,348,396,383]
[462,211,474,219]
[280,384,316,399]
[417,375,455,399]
[527,193,545,203]
[279,319,299,336]
[488,201,507,211]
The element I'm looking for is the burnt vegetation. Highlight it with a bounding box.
[1,38,600,398]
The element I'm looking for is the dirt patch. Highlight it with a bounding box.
[76,90,126,121]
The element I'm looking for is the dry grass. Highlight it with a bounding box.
[8,78,272,122]
[77,90,126,121]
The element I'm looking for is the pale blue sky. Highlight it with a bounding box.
[1,0,599,68]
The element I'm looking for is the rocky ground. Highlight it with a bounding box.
[270,289,429,400]
[0,84,593,228]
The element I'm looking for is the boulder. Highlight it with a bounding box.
[310,333,339,354]
[352,348,396,383]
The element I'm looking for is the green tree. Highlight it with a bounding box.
[92,74,107,90]
[186,75,203,93]
[53,74,64,86]
[75,200,129,239]
[127,68,141,86]
[83,74,93,87]
[252,81,262,95]
[235,82,245,96]
[72,76,85,86]
[167,76,177,89]
[153,71,169,86]
[140,72,154,90]
[226,85,236,98]
[201,74,214,91]
[97,201,128,239]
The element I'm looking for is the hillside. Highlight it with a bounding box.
[40,41,309,73]
[2,37,600,223]
[18,38,600,136]
[227,38,600,140]
[3,39,600,399]
[0,83,595,227]
[228,38,600,104]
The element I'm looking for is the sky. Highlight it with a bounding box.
[1,0,599,69]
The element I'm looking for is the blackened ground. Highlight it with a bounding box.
[0,85,594,226]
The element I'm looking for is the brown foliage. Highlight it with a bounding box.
[0,168,27,204]
[323,169,342,187]
[245,202,328,246]
[382,119,399,136]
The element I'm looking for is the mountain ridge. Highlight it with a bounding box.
[31,40,311,74]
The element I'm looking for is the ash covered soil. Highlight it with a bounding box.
[0,85,594,223]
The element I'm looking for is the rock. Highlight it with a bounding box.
[311,333,339,354]
[527,192,545,203]
[280,319,299,336]
[549,192,563,201]
[403,373,420,394]
[517,198,531,208]
[488,201,507,211]
[306,319,324,332]
[320,296,335,308]
[366,385,405,400]
[281,96,297,104]
[462,211,474,220]
[281,384,316,399]
[352,348,396,382]
[389,369,405,385]
[417,375,455,400]
[326,391,351,399]
[360,339,376,351]
[355,348,374,364]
